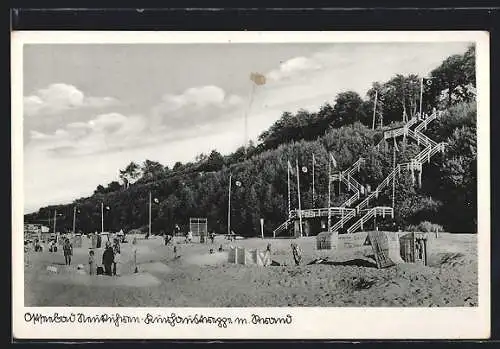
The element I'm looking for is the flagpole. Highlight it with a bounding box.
[392,141,397,209]
[228,174,232,236]
[287,161,291,216]
[296,160,303,238]
[101,202,104,233]
[419,77,424,116]
[149,191,152,237]
[53,209,57,234]
[328,155,331,232]
[372,89,378,130]
[312,154,315,209]
[72,207,76,234]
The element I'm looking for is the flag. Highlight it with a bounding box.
[423,77,433,87]
[287,160,294,175]
[235,180,242,187]
[330,154,337,168]
[153,198,159,204]
[301,166,308,173]
[250,72,266,86]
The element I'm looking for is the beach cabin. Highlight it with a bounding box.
[400,232,429,266]
[316,231,339,250]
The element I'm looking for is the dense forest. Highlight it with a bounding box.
[25,45,477,235]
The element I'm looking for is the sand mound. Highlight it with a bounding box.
[39,271,161,288]
[185,252,228,266]
[138,262,172,274]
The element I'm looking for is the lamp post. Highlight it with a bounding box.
[72,206,80,234]
[149,191,160,238]
[101,203,110,233]
[53,210,63,234]
[227,174,242,237]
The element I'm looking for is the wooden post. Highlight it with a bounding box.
[328,157,331,232]
[260,218,264,239]
[372,89,378,130]
[228,174,232,236]
[312,154,315,209]
[148,191,152,237]
[287,160,291,217]
[296,160,303,238]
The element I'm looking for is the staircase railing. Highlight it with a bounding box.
[414,112,439,133]
[330,208,357,232]
[290,207,355,219]
[347,206,394,234]
[408,128,437,147]
[273,218,293,237]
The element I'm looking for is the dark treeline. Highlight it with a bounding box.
[25,45,477,235]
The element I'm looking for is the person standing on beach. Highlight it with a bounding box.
[102,242,115,276]
[112,238,121,276]
[63,238,73,265]
[88,250,96,275]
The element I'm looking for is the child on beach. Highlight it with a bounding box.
[88,250,96,275]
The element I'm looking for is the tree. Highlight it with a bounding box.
[106,181,122,192]
[428,46,476,108]
[119,161,141,188]
[203,150,225,172]
[94,184,106,195]
[141,159,164,180]
[173,161,183,172]
[331,91,365,127]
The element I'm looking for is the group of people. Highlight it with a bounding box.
[60,235,121,276]
[95,238,121,276]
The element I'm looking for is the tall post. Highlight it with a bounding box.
[372,89,378,130]
[392,143,396,209]
[228,174,232,235]
[53,209,57,234]
[101,202,104,233]
[72,207,77,234]
[328,156,331,232]
[149,191,152,237]
[296,160,303,237]
[287,161,291,216]
[312,154,315,209]
[419,77,424,117]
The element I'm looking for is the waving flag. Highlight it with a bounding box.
[287,160,294,175]
[330,154,337,168]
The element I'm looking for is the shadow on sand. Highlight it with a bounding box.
[309,258,378,268]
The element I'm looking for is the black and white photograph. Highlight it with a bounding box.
[12,31,490,339]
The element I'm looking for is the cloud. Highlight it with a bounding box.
[28,112,149,157]
[150,85,243,128]
[26,84,244,158]
[24,83,120,117]
[267,56,323,82]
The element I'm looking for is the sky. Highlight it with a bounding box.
[22,41,472,213]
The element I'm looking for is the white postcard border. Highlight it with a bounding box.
[11,30,491,340]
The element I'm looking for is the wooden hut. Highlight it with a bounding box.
[399,232,429,266]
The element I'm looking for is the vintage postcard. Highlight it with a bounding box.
[12,31,490,339]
